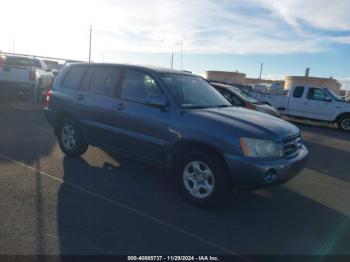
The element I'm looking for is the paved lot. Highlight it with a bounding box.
[0,106,349,255]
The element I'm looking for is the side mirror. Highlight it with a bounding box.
[324,97,332,102]
[145,94,167,109]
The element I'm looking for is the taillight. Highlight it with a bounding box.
[45,90,52,108]
[29,70,36,81]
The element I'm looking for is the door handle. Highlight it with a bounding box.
[77,93,84,101]
[113,103,124,110]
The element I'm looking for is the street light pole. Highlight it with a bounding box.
[259,62,263,79]
[170,52,174,69]
[180,42,183,71]
[12,36,15,53]
[89,24,92,62]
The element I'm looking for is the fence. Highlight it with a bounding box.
[0,51,84,106]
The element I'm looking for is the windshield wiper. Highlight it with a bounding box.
[182,105,209,109]
[217,105,234,108]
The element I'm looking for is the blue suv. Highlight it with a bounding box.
[45,63,308,205]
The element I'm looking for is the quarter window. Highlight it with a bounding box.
[121,70,163,104]
[293,86,304,98]
[62,66,88,89]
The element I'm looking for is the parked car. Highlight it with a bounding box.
[252,86,350,131]
[44,63,308,205]
[0,55,54,95]
[43,60,63,77]
[210,82,281,117]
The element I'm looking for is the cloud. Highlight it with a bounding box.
[0,0,349,59]
[253,0,350,31]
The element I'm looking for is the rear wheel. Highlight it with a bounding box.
[57,118,88,157]
[177,150,230,206]
[337,114,350,131]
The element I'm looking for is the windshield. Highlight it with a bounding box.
[161,74,231,108]
[324,88,344,102]
[230,86,260,104]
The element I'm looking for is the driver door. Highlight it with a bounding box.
[305,88,334,120]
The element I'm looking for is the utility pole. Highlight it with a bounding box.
[89,24,92,62]
[170,52,174,69]
[12,36,15,53]
[180,42,183,71]
[259,62,263,79]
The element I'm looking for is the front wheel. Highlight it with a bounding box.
[177,150,230,206]
[337,115,350,131]
[57,118,89,157]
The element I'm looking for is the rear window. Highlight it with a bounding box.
[5,56,33,67]
[62,66,88,89]
[293,86,304,98]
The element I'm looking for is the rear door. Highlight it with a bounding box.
[74,65,123,146]
[112,69,169,163]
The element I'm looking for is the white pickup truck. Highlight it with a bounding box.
[0,55,53,95]
[252,86,350,131]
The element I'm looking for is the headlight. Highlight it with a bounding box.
[239,138,283,158]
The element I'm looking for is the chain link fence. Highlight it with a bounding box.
[0,51,84,109]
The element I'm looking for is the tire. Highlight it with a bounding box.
[337,114,350,132]
[177,150,230,206]
[57,117,89,157]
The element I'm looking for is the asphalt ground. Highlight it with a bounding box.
[0,104,349,256]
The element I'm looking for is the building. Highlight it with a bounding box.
[203,71,246,85]
[204,68,342,94]
[203,70,283,87]
[245,78,284,87]
[284,76,341,94]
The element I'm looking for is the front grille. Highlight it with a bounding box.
[283,134,302,159]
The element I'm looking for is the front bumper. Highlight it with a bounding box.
[224,145,308,189]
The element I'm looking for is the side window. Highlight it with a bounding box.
[34,59,43,69]
[62,66,88,89]
[81,66,120,97]
[218,89,232,102]
[231,95,243,106]
[293,86,304,98]
[307,88,328,101]
[121,70,163,104]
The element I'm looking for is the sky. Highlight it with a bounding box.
[0,0,349,89]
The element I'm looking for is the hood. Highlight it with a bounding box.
[187,107,299,141]
[255,104,281,117]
